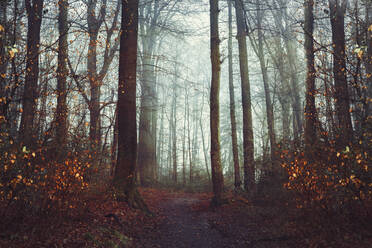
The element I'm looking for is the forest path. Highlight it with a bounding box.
[138,190,253,248]
[151,196,224,248]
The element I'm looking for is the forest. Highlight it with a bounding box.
[0,0,371,247]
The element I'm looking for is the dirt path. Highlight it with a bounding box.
[140,194,235,248]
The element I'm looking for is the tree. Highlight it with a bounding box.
[171,63,178,183]
[234,0,255,194]
[329,0,353,148]
[247,0,276,173]
[227,0,241,189]
[0,0,8,124]
[209,0,224,206]
[113,0,147,210]
[20,0,44,148]
[55,0,69,153]
[85,0,120,156]
[304,0,317,155]
[137,0,160,186]
[366,0,372,118]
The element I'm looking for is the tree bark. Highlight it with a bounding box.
[20,0,44,148]
[250,1,276,173]
[110,107,118,176]
[0,0,8,124]
[366,0,372,119]
[209,0,224,206]
[86,0,119,156]
[329,0,353,148]
[304,0,317,155]
[227,0,241,189]
[113,0,147,211]
[234,0,255,194]
[137,2,160,186]
[182,89,187,185]
[171,77,177,183]
[56,0,69,153]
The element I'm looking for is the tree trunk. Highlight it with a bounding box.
[200,118,211,184]
[0,0,7,123]
[187,91,193,184]
[253,1,276,173]
[234,0,255,194]
[182,90,187,185]
[20,0,44,148]
[113,0,147,211]
[171,80,177,183]
[138,78,155,186]
[209,0,224,206]
[56,0,69,153]
[157,100,165,180]
[86,0,119,157]
[228,0,241,189]
[87,2,101,153]
[304,0,317,155]
[137,3,159,186]
[329,0,353,148]
[110,107,118,176]
[366,0,372,119]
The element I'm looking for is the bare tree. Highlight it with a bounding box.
[329,0,353,148]
[210,0,224,206]
[235,0,255,194]
[20,0,44,147]
[113,0,147,210]
[304,0,317,155]
[227,0,241,189]
[55,0,69,153]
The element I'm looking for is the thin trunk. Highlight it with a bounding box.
[0,0,7,122]
[200,118,211,183]
[365,0,372,119]
[304,0,317,155]
[168,113,172,181]
[157,102,165,180]
[56,0,69,152]
[253,2,276,173]
[111,108,118,176]
[87,0,119,155]
[228,0,241,189]
[171,83,177,183]
[37,75,47,138]
[182,90,187,185]
[235,0,255,193]
[187,91,193,184]
[210,0,224,206]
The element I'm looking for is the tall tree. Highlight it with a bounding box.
[329,0,353,148]
[209,0,224,206]
[171,69,177,183]
[85,0,120,155]
[137,2,158,185]
[304,0,317,155]
[227,0,241,189]
[247,0,276,173]
[0,0,7,124]
[366,0,372,118]
[19,0,44,147]
[234,0,255,193]
[55,0,69,152]
[113,0,146,210]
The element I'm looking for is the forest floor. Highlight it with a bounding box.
[137,188,299,248]
[1,187,371,247]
